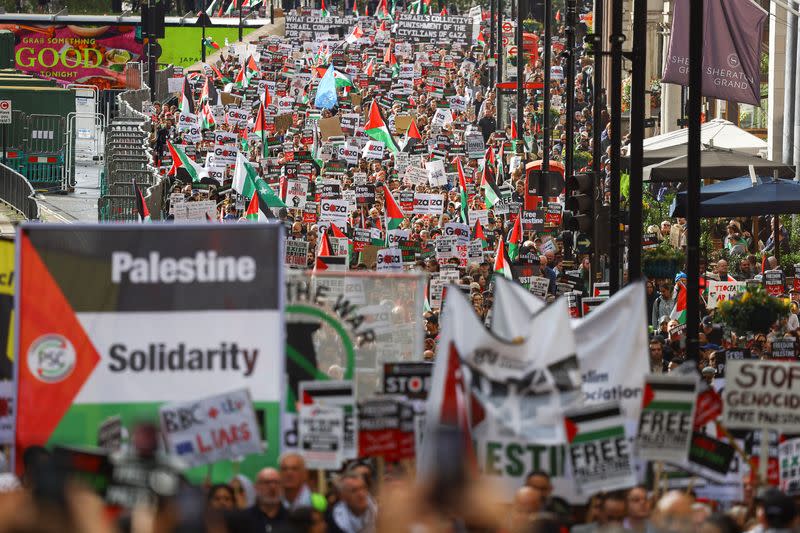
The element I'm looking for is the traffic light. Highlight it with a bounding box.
[565,172,595,232]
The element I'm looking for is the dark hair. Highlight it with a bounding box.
[525,470,551,484]
[207,483,235,503]
[704,513,742,533]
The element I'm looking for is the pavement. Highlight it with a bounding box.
[188,16,285,71]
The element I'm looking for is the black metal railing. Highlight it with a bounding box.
[0,162,40,220]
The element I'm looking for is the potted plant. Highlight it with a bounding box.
[717,285,790,335]
[642,242,685,280]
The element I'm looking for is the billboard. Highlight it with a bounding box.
[10,24,143,89]
[15,224,284,481]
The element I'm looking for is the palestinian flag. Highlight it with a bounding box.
[200,103,216,130]
[377,0,390,18]
[480,154,501,208]
[476,30,486,46]
[496,142,506,186]
[262,83,272,106]
[252,102,269,158]
[352,0,358,16]
[204,0,217,14]
[224,0,236,15]
[245,55,260,78]
[440,5,447,15]
[207,62,225,81]
[333,69,355,91]
[234,63,248,88]
[642,376,696,414]
[670,281,687,324]
[473,219,488,249]
[437,343,479,470]
[384,46,399,77]
[315,229,347,271]
[564,404,626,445]
[133,179,151,223]
[365,100,400,154]
[346,24,364,43]
[365,57,375,77]
[507,210,522,261]
[320,0,329,17]
[510,115,519,140]
[233,152,286,213]
[454,157,470,225]
[202,37,220,51]
[200,76,219,105]
[493,239,512,280]
[167,141,207,182]
[245,191,268,221]
[382,184,404,230]
[402,118,422,152]
[179,77,195,115]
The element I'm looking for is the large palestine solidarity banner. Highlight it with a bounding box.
[15,224,284,480]
[285,15,359,39]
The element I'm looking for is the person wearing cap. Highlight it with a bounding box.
[702,315,724,346]
[754,488,797,533]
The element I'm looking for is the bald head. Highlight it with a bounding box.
[653,491,693,532]
[255,467,282,507]
[514,486,542,514]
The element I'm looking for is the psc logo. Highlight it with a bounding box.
[27,334,76,383]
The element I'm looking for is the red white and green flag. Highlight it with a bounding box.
[320,0,329,17]
[245,55,260,78]
[473,219,488,249]
[365,100,400,154]
[507,210,523,261]
[480,152,501,208]
[234,63,249,88]
[454,157,470,225]
[245,190,268,221]
[670,280,687,324]
[493,239,512,280]
[251,102,269,158]
[167,141,208,182]
[201,103,216,130]
[402,117,422,152]
[382,184,404,231]
[133,179,151,223]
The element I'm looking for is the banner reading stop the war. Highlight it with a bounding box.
[15,224,284,481]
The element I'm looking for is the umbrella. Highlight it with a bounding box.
[700,178,800,217]
[642,119,767,156]
[669,176,765,217]
[622,144,689,171]
[643,148,794,182]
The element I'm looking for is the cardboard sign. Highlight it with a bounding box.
[376,248,403,271]
[723,359,800,430]
[362,140,386,160]
[286,179,309,209]
[319,115,344,140]
[444,222,470,244]
[159,389,263,468]
[530,276,551,299]
[637,375,696,463]
[404,165,429,186]
[684,432,736,480]
[299,380,357,460]
[707,280,747,309]
[319,198,349,226]
[298,404,344,470]
[285,239,309,268]
[413,193,445,215]
[426,159,447,186]
[386,229,409,249]
[772,338,796,358]
[355,184,376,205]
[170,200,217,221]
[564,402,636,494]
[779,436,800,495]
[521,209,545,232]
[765,269,785,296]
[358,397,399,459]
[383,362,432,400]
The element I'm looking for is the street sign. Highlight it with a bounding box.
[0,101,11,124]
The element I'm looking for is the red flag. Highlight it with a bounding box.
[406,118,422,140]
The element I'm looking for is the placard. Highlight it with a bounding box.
[383,362,432,400]
[169,200,217,221]
[299,380,357,460]
[159,389,263,468]
[396,15,474,46]
[376,248,403,271]
[637,375,696,463]
[298,404,344,470]
[723,359,800,430]
[285,239,309,267]
[413,193,445,215]
[357,397,399,459]
[707,280,747,309]
[319,198,349,226]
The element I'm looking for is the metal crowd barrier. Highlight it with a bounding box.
[99,65,171,222]
[1,110,70,193]
[0,162,40,221]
